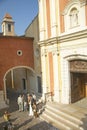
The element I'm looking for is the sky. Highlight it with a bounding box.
[0,0,38,36]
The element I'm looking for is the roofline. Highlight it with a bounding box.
[25,14,38,32]
[0,35,34,40]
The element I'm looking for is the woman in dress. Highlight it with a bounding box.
[28,95,33,116]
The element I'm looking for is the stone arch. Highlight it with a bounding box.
[3,66,36,101]
[64,54,87,61]
[62,0,80,32]
[65,54,87,103]
[63,0,80,15]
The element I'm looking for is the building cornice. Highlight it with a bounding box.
[39,29,87,46]
[59,29,87,43]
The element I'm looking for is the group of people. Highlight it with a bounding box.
[17,93,38,118]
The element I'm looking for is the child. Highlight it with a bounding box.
[3,111,10,122]
[3,111,14,130]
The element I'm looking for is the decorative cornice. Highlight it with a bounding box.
[80,0,87,6]
[59,29,87,43]
[70,59,87,72]
[39,29,87,45]
[38,37,58,46]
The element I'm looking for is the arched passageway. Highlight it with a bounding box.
[3,66,36,101]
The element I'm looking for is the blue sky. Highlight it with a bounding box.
[0,0,38,36]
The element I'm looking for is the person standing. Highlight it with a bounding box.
[22,94,25,111]
[17,95,23,112]
[28,95,33,116]
[27,94,31,110]
[32,93,36,102]
[24,100,27,111]
[32,102,38,118]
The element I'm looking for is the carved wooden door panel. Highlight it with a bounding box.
[70,60,87,103]
[71,73,85,103]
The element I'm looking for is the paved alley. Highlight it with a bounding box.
[0,110,59,130]
[0,92,59,130]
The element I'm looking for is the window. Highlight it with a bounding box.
[8,24,11,32]
[17,50,22,56]
[22,78,26,90]
[3,25,4,33]
[63,1,82,32]
[69,8,79,28]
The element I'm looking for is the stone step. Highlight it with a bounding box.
[40,102,85,130]
[46,102,86,120]
[40,112,83,130]
[45,109,82,130]
[40,113,70,130]
[46,103,83,124]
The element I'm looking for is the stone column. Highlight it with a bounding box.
[11,69,14,88]
[41,48,48,101]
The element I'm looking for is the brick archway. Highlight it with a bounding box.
[0,35,34,106]
[3,66,36,101]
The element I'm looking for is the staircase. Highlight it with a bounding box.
[40,101,87,130]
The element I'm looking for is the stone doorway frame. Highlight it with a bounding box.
[70,58,87,103]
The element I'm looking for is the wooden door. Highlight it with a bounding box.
[71,73,85,103]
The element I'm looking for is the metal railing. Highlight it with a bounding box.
[45,92,53,102]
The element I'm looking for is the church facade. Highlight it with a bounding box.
[38,0,87,104]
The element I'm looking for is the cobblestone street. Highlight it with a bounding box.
[0,110,59,130]
[0,92,59,130]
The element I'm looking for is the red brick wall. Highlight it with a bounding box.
[0,36,34,90]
